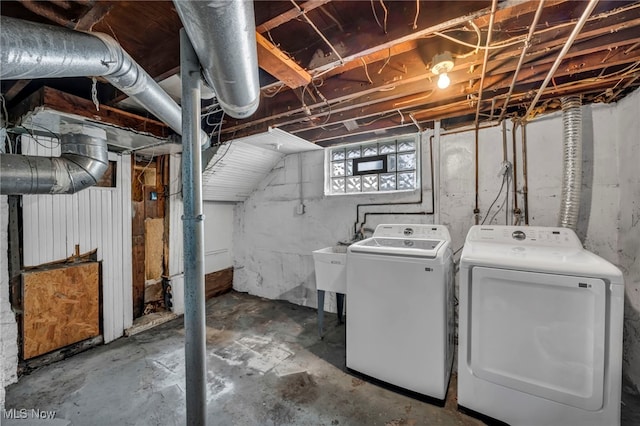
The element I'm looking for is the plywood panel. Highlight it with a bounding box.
[22,135,133,343]
[23,262,100,359]
[145,218,164,281]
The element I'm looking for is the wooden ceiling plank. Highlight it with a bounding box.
[256,0,332,34]
[3,80,32,103]
[256,33,312,89]
[19,0,73,27]
[74,1,114,31]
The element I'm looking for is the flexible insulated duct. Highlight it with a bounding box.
[0,125,108,195]
[559,96,582,229]
[0,16,208,145]
[173,0,260,119]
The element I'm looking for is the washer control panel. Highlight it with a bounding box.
[373,224,451,242]
[467,225,582,248]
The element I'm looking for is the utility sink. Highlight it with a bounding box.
[312,246,347,294]
[312,246,347,338]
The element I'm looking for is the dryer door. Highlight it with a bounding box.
[468,267,606,411]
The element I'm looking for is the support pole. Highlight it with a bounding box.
[180,29,207,426]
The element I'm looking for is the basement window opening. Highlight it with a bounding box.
[325,135,419,195]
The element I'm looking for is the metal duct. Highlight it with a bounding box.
[559,96,583,230]
[173,0,260,119]
[0,16,207,145]
[0,124,108,195]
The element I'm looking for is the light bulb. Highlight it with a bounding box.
[437,73,450,89]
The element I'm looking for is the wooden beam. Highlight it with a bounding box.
[256,0,331,34]
[3,80,32,103]
[10,87,170,138]
[256,33,312,89]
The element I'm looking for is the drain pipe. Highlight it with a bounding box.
[180,30,207,426]
[559,96,583,230]
[173,0,260,119]
[0,16,207,145]
[1,124,107,194]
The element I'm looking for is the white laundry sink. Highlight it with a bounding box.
[312,246,347,294]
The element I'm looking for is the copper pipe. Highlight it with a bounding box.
[474,0,498,222]
[512,119,519,217]
[521,121,530,225]
[498,0,545,122]
[524,0,599,120]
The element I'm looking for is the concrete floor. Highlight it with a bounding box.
[4,291,640,426]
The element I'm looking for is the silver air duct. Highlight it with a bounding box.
[173,0,260,119]
[0,125,108,195]
[0,16,207,145]
[559,96,583,230]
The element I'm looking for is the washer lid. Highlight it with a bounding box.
[349,237,446,258]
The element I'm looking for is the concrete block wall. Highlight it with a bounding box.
[232,88,640,393]
[0,195,18,410]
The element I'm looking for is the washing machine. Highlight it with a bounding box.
[346,224,454,401]
[458,225,624,426]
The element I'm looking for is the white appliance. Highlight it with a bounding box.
[346,224,454,401]
[458,225,624,426]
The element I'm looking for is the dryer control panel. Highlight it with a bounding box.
[373,224,451,242]
[466,225,582,248]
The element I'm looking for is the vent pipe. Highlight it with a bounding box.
[0,125,108,195]
[559,96,583,230]
[0,16,207,145]
[173,0,260,119]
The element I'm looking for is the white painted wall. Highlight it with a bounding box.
[616,90,640,395]
[203,201,234,274]
[20,135,133,343]
[233,135,434,312]
[232,89,640,393]
[0,195,18,411]
[167,154,236,315]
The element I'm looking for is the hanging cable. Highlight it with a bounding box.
[413,0,420,30]
[361,58,373,84]
[370,0,383,31]
[379,0,388,34]
[481,171,508,225]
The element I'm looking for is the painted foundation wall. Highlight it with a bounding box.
[233,135,435,312]
[233,89,640,394]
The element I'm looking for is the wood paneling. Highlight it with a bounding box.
[205,268,233,300]
[144,218,164,281]
[22,135,132,342]
[22,262,100,359]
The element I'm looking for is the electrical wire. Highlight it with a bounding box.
[433,30,524,51]
[379,0,388,34]
[361,58,373,84]
[454,21,482,59]
[370,0,383,32]
[481,171,508,225]
[378,48,392,74]
[413,0,420,30]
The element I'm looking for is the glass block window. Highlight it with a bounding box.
[326,136,419,195]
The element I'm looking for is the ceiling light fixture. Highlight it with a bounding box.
[431,52,454,89]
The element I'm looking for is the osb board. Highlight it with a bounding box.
[22,262,100,360]
[205,268,233,300]
[145,218,164,281]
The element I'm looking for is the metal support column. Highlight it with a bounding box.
[180,29,207,426]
